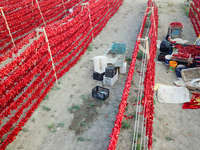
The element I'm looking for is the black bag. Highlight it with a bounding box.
[157,52,168,61]
[160,47,171,53]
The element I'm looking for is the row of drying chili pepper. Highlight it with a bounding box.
[189,1,200,37]
[0,6,90,114]
[0,0,123,149]
[107,0,154,149]
[0,0,119,63]
[142,4,158,149]
[0,0,82,61]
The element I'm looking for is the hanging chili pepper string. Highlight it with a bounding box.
[0,78,55,149]
[0,54,49,116]
[0,9,88,91]
[51,23,91,66]
[0,52,57,137]
[0,31,36,63]
[189,1,200,37]
[0,37,46,92]
[0,37,47,111]
[0,43,48,112]
[0,33,45,80]
[56,28,92,75]
[136,7,155,150]
[135,4,157,150]
[0,59,53,137]
[108,2,152,149]
[132,5,151,150]
[1,0,81,59]
[108,1,157,149]
[0,0,123,148]
[143,5,158,149]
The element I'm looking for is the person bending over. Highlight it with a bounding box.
[160,34,173,55]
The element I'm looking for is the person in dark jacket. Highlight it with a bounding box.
[160,34,173,55]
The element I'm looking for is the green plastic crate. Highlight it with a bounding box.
[111,43,126,54]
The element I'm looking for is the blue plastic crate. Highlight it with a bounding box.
[111,43,126,54]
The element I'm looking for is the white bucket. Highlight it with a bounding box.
[119,61,127,74]
[165,55,172,65]
[93,56,107,73]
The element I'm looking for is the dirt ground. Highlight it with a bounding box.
[4,0,200,150]
[153,1,200,150]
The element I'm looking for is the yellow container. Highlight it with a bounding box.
[169,61,178,72]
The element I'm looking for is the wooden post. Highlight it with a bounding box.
[133,88,144,91]
[147,6,157,36]
[145,36,149,59]
[43,27,58,87]
[81,2,94,40]
[156,1,159,8]
[137,37,150,60]
[0,7,15,47]
[35,28,58,87]
[61,0,67,15]
[35,29,45,53]
[81,2,89,11]
[35,31,39,53]
[35,0,46,26]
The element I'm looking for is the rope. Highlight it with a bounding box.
[139,17,152,150]
[131,6,152,150]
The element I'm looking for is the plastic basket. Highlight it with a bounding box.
[93,71,105,81]
[105,66,117,78]
[111,43,126,54]
[92,86,109,100]
[181,68,200,82]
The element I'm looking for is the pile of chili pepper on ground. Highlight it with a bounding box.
[182,92,200,109]
[174,44,200,58]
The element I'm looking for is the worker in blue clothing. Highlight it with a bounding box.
[160,34,173,55]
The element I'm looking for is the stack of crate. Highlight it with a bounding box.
[103,66,118,86]
[93,56,107,81]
